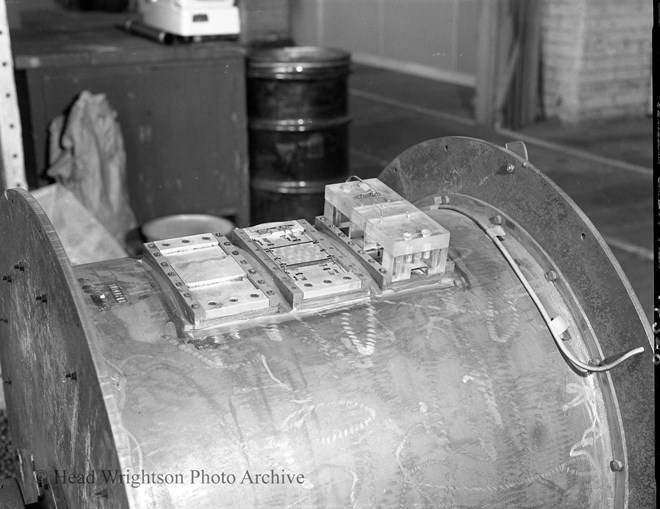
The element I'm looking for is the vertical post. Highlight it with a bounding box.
[0,0,26,191]
[474,0,501,126]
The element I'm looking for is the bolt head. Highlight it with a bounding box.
[506,163,515,173]
[610,459,624,472]
[490,215,502,225]
[545,270,558,282]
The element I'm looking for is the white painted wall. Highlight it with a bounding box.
[290,0,479,86]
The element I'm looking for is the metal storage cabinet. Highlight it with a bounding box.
[12,11,250,226]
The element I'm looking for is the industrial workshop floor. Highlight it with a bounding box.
[348,64,653,323]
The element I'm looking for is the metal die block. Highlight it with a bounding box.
[349,200,414,240]
[314,215,393,289]
[166,248,246,289]
[143,234,275,327]
[190,279,270,320]
[324,178,405,225]
[285,261,361,300]
[153,234,220,255]
[232,220,367,308]
[269,241,330,266]
[244,221,308,249]
[364,210,450,281]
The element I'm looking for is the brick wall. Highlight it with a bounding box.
[541,0,651,123]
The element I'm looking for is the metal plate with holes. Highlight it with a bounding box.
[143,234,273,328]
[192,279,270,320]
[269,242,330,266]
[238,220,364,305]
[286,261,361,299]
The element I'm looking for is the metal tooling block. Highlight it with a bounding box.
[364,210,449,281]
[242,220,363,303]
[323,178,450,282]
[143,234,273,328]
[324,178,405,227]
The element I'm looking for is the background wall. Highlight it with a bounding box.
[541,0,652,122]
[290,0,479,86]
[290,0,651,124]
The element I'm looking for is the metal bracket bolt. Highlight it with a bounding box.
[610,459,624,472]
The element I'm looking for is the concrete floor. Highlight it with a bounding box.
[348,64,653,322]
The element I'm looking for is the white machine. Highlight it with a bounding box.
[139,0,240,37]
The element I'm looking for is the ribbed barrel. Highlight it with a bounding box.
[247,47,351,223]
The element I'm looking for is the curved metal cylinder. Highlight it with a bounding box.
[0,137,652,508]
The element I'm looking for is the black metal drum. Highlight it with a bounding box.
[247,46,351,223]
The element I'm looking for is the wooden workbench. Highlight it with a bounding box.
[12,10,251,226]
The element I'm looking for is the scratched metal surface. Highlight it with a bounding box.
[76,210,617,509]
[0,189,131,508]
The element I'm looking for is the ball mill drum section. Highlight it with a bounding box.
[0,137,652,508]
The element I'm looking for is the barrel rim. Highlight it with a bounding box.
[249,116,352,132]
[251,176,341,194]
[247,46,351,66]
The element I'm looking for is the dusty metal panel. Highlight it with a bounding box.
[0,189,131,508]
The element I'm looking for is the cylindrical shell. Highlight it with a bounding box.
[70,206,623,509]
[0,137,651,509]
